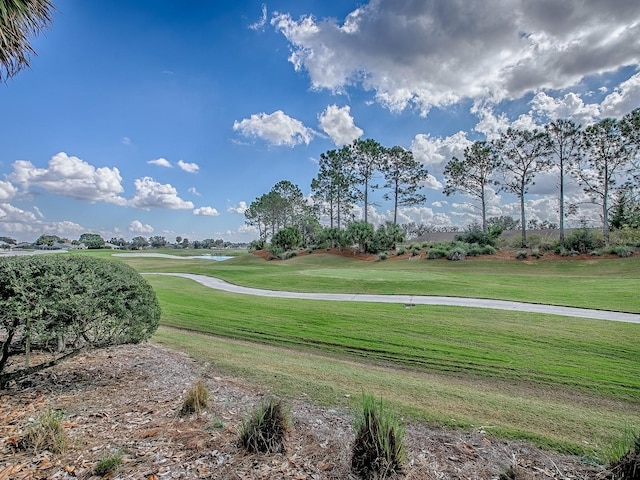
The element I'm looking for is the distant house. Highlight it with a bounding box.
[103,243,123,250]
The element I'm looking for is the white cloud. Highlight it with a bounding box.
[0,180,17,202]
[318,105,363,146]
[178,160,199,173]
[272,1,640,114]
[193,206,219,216]
[530,91,600,125]
[411,131,472,166]
[33,206,44,219]
[148,158,172,168]
[128,177,194,210]
[249,3,267,31]
[0,203,37,222]
[128,220,154,234]
[121,136,132,146]
[188,187,201,196]
[0,220,85,240]
[422,174,443,190]
[227,201,248,214]
[600,72,640,118]
[233,110,315,146]
[9,152,126,205]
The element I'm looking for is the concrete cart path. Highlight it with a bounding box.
[146,273,640,324]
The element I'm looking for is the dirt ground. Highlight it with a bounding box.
[1,343,607,480]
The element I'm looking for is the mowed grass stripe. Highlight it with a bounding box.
[153,326,640,456]
[147,275,640,401]
[109,252,640,312]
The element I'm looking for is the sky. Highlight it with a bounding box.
[1,0,639,243]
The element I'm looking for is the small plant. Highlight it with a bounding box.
[530,248,542,259]
[467,245,484,256]
[22,409,68,454]
[515,250,528,260]
[396,247,406,256]
[239,398,289,454]
[180,379,209,416]
[378,252,388,261]
[351,394,405,479]
[94,451,123,476]
[410,247,420,257]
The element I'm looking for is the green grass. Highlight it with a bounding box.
[94,250,640,312]
[148,275,639,400]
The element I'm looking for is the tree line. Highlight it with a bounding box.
[246,109,640,249]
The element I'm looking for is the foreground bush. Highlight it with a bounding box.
[0,255,160,387]
[606,433,640,479]
[351,394,405,479]
[239,399,289,454]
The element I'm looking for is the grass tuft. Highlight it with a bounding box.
[94,451,123,476]
[238,398,289,454]
[605,431,640,479]
[180,379,209,415]
[21,409,68,454]
[351,393,405,479]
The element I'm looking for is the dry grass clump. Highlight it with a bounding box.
[238,398,289,454]
[180,379,209,416]
[94,451,123,476]
[21,409,68,454]
[351,394,405,479]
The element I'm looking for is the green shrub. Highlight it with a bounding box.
[351,394,405,479]
[22,409,68,454]
[378,252,388,261]
[455,226,498,247]
[564,228,603,253]
[447,246,467,261]
[0,256,160,387]
[530,248,542,259]
[94,451,123,476]
[515,250,528,259]
[180,380,209,416]
[396,247,406,256]
[467,245,484,256]
[239,399,289,454]
[410,247,420,257]
[482,245,497,255]
[607,245,634,258]
[271,226,303,252]
[610,227,640,247]
[249,238,266,251]
[426,248,447,259]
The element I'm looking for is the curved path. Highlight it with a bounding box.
[146,273,640,324]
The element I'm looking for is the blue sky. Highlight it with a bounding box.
[1,0,639,243]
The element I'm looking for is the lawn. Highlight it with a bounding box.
[147,274,640,457]
[103,250,640,312]
[73,249,640,457]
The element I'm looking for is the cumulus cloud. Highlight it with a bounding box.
[272,0,640,114]
[0,203,37,222]
[411,131,472,166]
[233,110,315,146]
[178,160,199,173]
[422,174,443,190]
[227,201,248,214]
[128,177,194,210]
[0,220,84,240]
[600,72,640,118]
[530,91,600,125]
[0,180,18,202]
[318,105,363,146]
[9,153,126,205]
[148,158,172,168]
[193,206,219,216]
[128,220,154,234]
